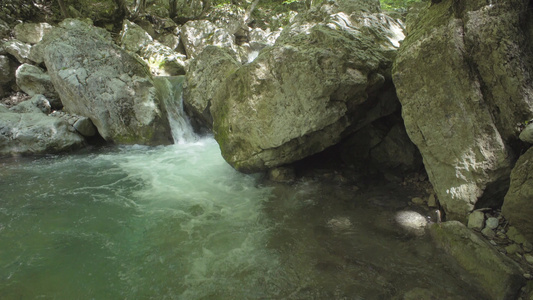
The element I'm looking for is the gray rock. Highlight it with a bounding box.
[411,197,425,205]
[9,94,51,114]
[519,122,533,143]
[43,19,172,146]
[481,227,496,239]
[525,254,533,265]
[268,166,295,183]
[120,20,153,53]
[430,221,525,300]
[139,41,187,76]
[120,20,186,76]
[13,22,53,44]
[395,210,427,235]
[181,20,237,59]
[502,148,533,244]
[4,39,32,63]
[210,8,404,172]
[73,117,97,137]
[393,0,531,220]
[0,111,85,155]
[369,122,422,171]
[184,46,240,129]
[15,63,60,108]
[427,193,437,208]
[158,33,181,51]
[467,210,485,231]
[505,244,522,256]
[248,27,282,50]
[485,217,500,230]
[507,226,527,245]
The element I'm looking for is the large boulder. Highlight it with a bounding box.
[0,111,85,155]
[392,0,533,220]
[43,19,172,145]
[208,4,404,173]
[502,148,533,243]
[430,221,525,300]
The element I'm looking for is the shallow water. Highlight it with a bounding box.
[0,139,484,299]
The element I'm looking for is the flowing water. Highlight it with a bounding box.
[0,77,486,299]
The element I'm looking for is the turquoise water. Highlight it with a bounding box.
[0,138,484,299]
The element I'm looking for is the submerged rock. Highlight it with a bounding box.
[430,221,525,300]
[502,148,533,244]
[393,0,533,220]
[43,19,172,146]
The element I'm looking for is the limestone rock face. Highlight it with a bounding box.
[13,22,52,44]
[502,148,533,243]
[43,19,172,145]
[181,20,237,59]
[120,20,153,53]
[430,221,525,300]
[210,5,404,172]
[15,63,60,108]
[392,0,533,220]
[120,20,186,76]
[0,111,85,155]
[184,46,240,128]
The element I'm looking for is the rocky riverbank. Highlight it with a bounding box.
[2,0,533,299]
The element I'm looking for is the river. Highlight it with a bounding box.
[0,77,485,299]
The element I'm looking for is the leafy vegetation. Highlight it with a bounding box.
[380,0,425,12]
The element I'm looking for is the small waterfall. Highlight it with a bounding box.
[154,76,197,144]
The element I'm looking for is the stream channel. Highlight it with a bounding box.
[0,77,486,299]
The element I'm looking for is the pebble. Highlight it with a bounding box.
[427,194,437,208]
[481,227,495,239]
[507,227,527,244]
[411,197,425,205]
[524,241,533,253]
[489,240,497,246]
[506,244,522,255]
[524,273,532,280]
[525,254,533,265]
[467,211,485,231]
[485,217,499,230]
